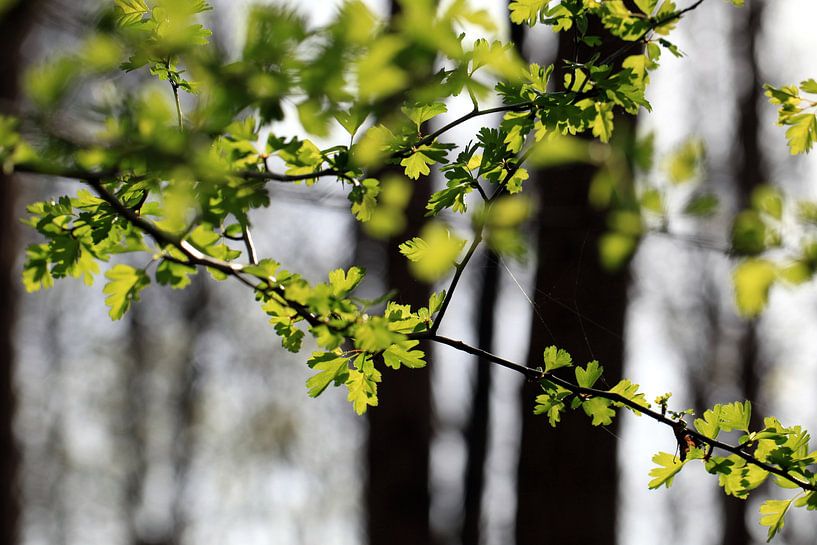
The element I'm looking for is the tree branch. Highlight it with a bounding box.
[402,101,536,157]
[416,333,816,492]
[82,176,325,329]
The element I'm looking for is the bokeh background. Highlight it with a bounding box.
[3,1,817,544]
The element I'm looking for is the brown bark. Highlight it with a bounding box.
[722,3,766,543]
[1,3,44,544]
[515,19,631,545]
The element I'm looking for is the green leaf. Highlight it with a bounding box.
[428,290,446,316]
[794,491,817,510]
[509,0,549,26]
[733,259,777,317]
[354,317,401,352]
[759,498,794,542]
[648,451,686,489]
[357,35,408,100]
[543,345,572,372]
[684,193,719,217]
[575,360,603,388]
[731,210,770,256]
[506,168,529,194]
[752,185,784,220]
[666,138,704,184]
[306,352,350,397]
[383,340,426,369]
[328,266,365,297]
[609,379,650,411]
[400,149,436,180]
[591,102,615,143]
[717,457,768,498]
[800,78,817,94]
[115,0,149,26]
[694,405,722,439]
[534,391,567,427]
[403,103,447,129]
[599,232,637,271]
[21,243,53,292]
[156,259,197,289]
[634,0,658,15]
[335,107,369,137]
[399,222,465,282]
[103,264,149,320]
[582,397,615,426]
[345,354,380,415]
[784,113,817,155]
[719,401,752,433]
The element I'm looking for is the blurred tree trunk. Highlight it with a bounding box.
[460,250,499,545]
[1,3,43,544]
[364,2,434,544]
[168,280,210,545]
[459,12,528,545]
[722,2,766,544]
[122,306,151,545]
[515,18,631,545]
[122,280,209,545]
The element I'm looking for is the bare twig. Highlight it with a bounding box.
[241,224,258,265]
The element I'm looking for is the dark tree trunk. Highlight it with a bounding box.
[0,3,43,544]
[722,3,766,543]
[460,250,500,545]
[365,169,433,545]
[168,280,210,545]
[515,19,631,545]
[364,5,434,544]
[122,306,151,545]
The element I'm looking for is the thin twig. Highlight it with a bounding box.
[430,232,483,334]
[172,82,183,130]
[242,224,258,265]
[429,149,530,333]
[401,102,536,158]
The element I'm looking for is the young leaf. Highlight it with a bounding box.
[759,498,794,542]
[648,451,686,489]
[383,340,426,369]
[591,102,615,143]
[156,259,197,289]
[694,405,722,439]
[534,392,566,427]
[306,352,350,397]
[719,401,752,433]
[508,0,549,26]
[399,222,465,282]
[400,149,436,179]
[328,266,365,296]
[345,354,380,415]
[784,113,817,155]
[543,345,572,372]
[575,360,603,388]
[103,264,149,320]
[403,103,447,129]
[733,259,777,317]
[115,0,149,26]
[582,397,615,426]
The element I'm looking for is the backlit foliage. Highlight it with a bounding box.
[1,0,816,538]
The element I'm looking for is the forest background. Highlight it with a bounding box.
[2,1,817,545]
